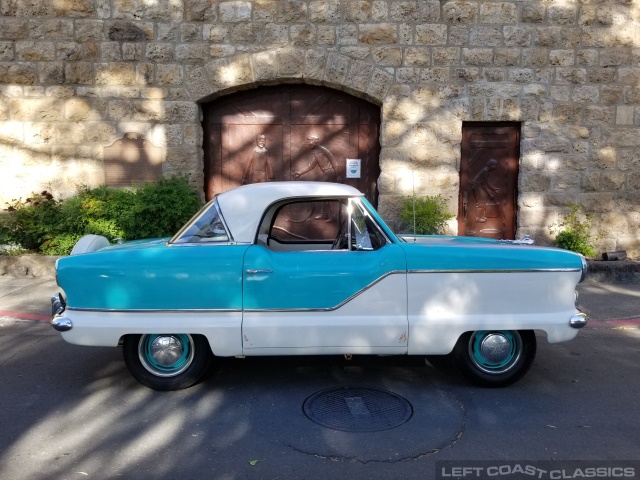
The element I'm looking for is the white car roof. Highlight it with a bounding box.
[216,181,363,243]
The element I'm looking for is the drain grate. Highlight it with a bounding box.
[303,386,413,432]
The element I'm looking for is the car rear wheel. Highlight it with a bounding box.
[123,334,213,391]
[453,330,536,387]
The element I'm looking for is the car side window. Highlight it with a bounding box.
[171,201,230,244]
[349,200,386,251]
[265,200,346,251]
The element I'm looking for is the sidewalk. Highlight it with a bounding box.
[1,269,639,327]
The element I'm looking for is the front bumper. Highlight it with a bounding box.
[50,293,72,332]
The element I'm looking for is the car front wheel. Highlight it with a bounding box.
[453,330,536,387]
[123,334,213,391]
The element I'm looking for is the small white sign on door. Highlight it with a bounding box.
[346,159,361,179]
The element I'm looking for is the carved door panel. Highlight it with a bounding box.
[458,123,520,239]
[202,85,380,204]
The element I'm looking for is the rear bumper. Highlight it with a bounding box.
[50,293,72,332]
[570,312,588,329]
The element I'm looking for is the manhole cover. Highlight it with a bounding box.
[303,386,413,432]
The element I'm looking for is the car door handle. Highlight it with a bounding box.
[246,269,273,274]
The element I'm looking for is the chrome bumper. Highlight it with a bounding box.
[50,293,72,332]
[570,312,588,329]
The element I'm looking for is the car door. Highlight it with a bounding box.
[241,198,408,355]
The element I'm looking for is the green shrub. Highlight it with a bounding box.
[549,204,597,257]
[400,194,455,235]
[0,176,203,256]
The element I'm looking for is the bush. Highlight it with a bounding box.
[400,194,455,235]
[549,204,596,257]
[0,176,203,256]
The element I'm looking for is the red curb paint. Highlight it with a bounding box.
[0,310,50,322]
[587,318,640,329]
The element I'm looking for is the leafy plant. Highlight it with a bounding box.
[400,194,455,235]
[549,204,596,257]
[0,176,203,256]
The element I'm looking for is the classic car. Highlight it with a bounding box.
[51,181,588,390]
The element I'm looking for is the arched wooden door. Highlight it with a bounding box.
[202,85,381,205]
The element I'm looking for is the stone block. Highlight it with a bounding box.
[588,68,615,84]
[572,86,599,104]
[433,47,459,65]
[479,2,517,24]
[230,23,261,43]
[547,4,576,26]
[421,68,449,83]
[345,1,371,22]
[469,26,502,47]
[600,48,630,67]
[584,106,615,126]
[317,25,336,45]
[181,24,203,42]
[367,68,393,102]
[359,24,398,44]
[0,19,29,39]
[263,24,288,45]
[448,26,469,46]
[208,25,229,43]
[556,68,586,84]
[535,27,580,48]
[277,1,307,22]
[345,59,373,92]
[156,64,184,86]
[522,48,547,67]
[443,1,477,24]
[175,44,209,63]
[390,1,418,22]
[415,24,447,45]
[75,20,104,41]
[16,41,55,61]
[522,3,544,23]
[303,49,327,81]
[146,43,174,62]
[291,24,316,47]
[404,47,430,67]
[462,48,492,65]
[278,49,304,77]
[337,24,358,45]
[253,50,278,80]
[549,50,574,66]
[504,26,532,47]
[615,106,634,126]
[0,63,37,85]
[372,46,402,66]
[601,172,625,191]
[53,0,95,17]
[309,1,342,22]
[186,0,217,21]
[219,1,252,22]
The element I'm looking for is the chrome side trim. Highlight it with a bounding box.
[408,268,582,274]
[66,307,242,313]
[244,270,406,312]
[569,312,588,329]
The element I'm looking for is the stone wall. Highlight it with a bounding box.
[1,0,640,257]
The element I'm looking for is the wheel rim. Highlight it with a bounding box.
[468,331,522,375]
[138,334,195,377]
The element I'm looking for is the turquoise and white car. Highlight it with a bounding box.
[51,182,588,390]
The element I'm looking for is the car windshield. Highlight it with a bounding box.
[170,199,230,244]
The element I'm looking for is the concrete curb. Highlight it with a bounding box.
[0,255,58,279]
[585,260,640,284]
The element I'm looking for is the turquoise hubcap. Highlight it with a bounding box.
[138,334,194,377]
[469,331,521,375]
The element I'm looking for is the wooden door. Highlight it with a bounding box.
[202,85,381,205]
[458,123,520,239]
